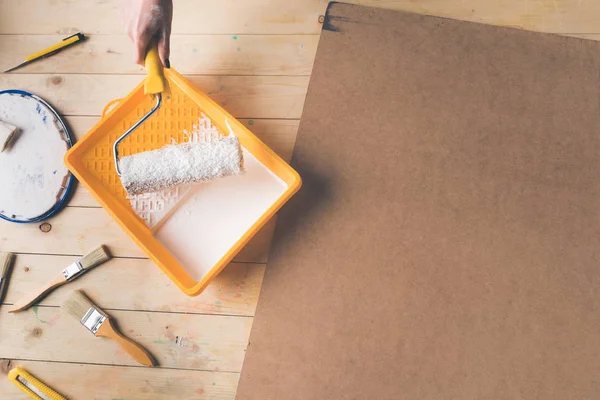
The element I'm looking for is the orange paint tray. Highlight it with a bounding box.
[64,69,301,296]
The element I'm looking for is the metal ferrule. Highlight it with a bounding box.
[62,261,83,281]
[81,307,106,335]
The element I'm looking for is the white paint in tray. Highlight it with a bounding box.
[154,149,286,280]
[125,114,287,281]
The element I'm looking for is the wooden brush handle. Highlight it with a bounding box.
[9,272,67,313]
[96,318,156,367]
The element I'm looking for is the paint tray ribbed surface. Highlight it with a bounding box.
[65,69,301,296]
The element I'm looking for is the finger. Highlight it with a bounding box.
[158,27,171,67]
[133,28,155,66]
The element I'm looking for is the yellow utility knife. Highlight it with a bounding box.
[7,366,67,400]
[4,32,87,73]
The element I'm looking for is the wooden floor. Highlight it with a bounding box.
[0,0,599,398]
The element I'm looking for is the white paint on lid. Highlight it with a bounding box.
[0,93,70,220]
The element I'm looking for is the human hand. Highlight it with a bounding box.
[121,0,173,67]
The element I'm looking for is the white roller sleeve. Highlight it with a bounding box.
[119,135,244,195]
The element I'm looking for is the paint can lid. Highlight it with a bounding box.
[0,90,74,223]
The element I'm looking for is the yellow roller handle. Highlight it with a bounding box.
[8,367,67,400]
[144,40,169,95]
[24,33,86,63]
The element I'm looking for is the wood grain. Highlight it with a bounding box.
[0,307,251,371]
[0,0,322,35]
[0,360,239,399]
[1,0,599,35]
[3,254,266,316]
[0,207,277,262]
[0,34,317,76]
[3,0,598,398]
[0,74,309,119]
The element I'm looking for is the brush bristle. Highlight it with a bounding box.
[79,245,111,270]
[62,290,103,321]
[0,253,15,278]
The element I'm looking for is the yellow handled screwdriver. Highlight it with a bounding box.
[4,32,87,73]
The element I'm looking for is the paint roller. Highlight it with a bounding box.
[113,42,244,196]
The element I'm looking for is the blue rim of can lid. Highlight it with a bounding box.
[0,89,75,223]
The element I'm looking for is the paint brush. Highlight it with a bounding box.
[9,245,111,313]
[62,290,156,367]
[0,252,15,306]
[0,120,19,152]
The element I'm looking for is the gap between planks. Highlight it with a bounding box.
[4,0,600,35]
[0,209,278,261]
[2,304,257,319]
[1,357,241,374]
[0,74,310,119]
[0,307,253,372]
[0,359,240,400]
[1,254,267,316]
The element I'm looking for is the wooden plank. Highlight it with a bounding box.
[66,116,299,207]
[0,74,309,119]
[0,0,322,35]
[3,255,266,316]
[0,207,277,263]
[0,360,239,400]
[1,0,600,35]
[0,34,317,76]
[0,307,251,371]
